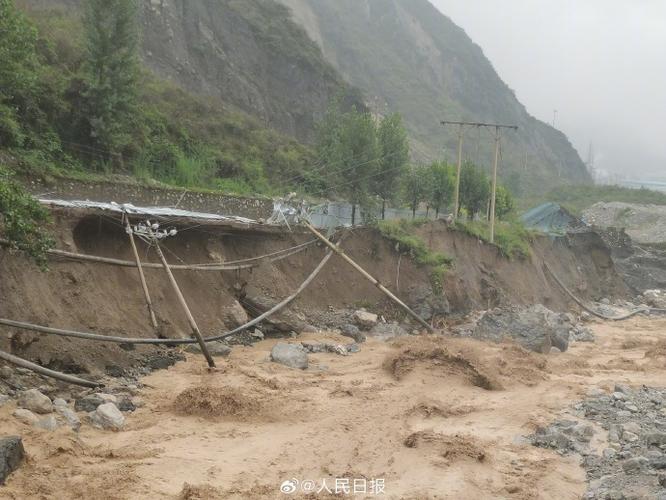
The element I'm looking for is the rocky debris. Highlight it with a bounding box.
[300,342,357,356]
[89,403,125,431]
[339,324,366,343]
[185,341,232,357]
[470,305,575,353]
[570,323,595,342]
[0,394,10,407]
[12,409,39,426]
[17,389,53,414]
[250,328,264,340]
[368,322,408,341]
[55,405,81,431]
[36,415,59,431]
[353,310,378,330]
[0,366,12,379]
[75,393,105,412]
[53,398,68,408]
[644,290,666,309]
[241,292,309,333]
[530,385,666,498]
[222,300,250,329]
[0,437,24,484]
[270,343,308,370]
[583,202,666,245]
[407,283,450,320]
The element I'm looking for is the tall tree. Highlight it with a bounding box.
[315,102,378,225]
[0,0,39,146]
[82,0,139,161]
[427,161,455,218]
[403,164,429,219]
[459,162,490,219]
[374,113,409,219]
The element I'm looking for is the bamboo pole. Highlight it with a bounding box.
[303,222,434,332]
[151,234,216,368]
[0,349,102,388]
[125,220,159,330]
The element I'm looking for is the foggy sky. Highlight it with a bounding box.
[431,0,666,180]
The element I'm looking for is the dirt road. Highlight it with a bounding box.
[3,317,666,499]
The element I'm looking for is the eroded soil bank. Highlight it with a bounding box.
[0,209,627,374]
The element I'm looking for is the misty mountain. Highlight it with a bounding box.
[279,0,590,191]
[19,0,589,191]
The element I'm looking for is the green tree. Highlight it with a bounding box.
[494,184,515,220]
[459,162,490,219]
[428,161,455,218]
[0,0,39,146]
[0,167,53,267]
[403,164,430,218]
[315,102,378,225]
[374,113,409,219]
[81,0,140,162]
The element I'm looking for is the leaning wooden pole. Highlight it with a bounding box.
[125,219,159,330]
[304,222,434,332]
[151,235,216,368]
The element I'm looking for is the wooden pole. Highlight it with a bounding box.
[151,234,216,368]
[453,124,464,220]
[489,126,501,244]
[125,220,159,330]
[304,222,434,332]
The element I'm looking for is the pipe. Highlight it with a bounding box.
[543,262,660,321]
[0,238,318,271]
[0,248,334,346]
[303,221,435,332]
[0,349,102,388]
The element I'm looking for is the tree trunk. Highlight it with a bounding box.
[381,199,386,220]
[412,201,416,219]
[436,207,440,218]
[351,203,356,226]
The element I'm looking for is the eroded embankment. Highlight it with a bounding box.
[0,210,627,374]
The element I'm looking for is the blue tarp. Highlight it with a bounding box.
[521,202,584,235]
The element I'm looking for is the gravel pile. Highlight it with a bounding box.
[530,385,666,499]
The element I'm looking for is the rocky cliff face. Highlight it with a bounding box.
[138,0,357,144]
[278,0,590,190]
[19,0,358,145]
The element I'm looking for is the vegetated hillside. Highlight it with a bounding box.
[278,0,591,193]
[18,0,361,145]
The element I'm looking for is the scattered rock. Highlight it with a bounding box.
[250,329,264,340]
[185,341,231,357]
[301,342,348,356]
[644,290,666,309]
[622,456,649,473]
[368,322,407,340]
[53,398,68,408]
[75,394,105,412]
[0,437,24,484]
[352,310,378,330]
[17,389,52,414]
[55,406,81,431]
[89,403,125,431]
[472,305,572,353]
[12,409,39,426]
[340,324,366,343]
[0,395,10,407]
[36,415,59,431]
[0,367,12,379]
[270,343,308,370]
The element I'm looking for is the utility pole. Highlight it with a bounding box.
[441,120,518,229]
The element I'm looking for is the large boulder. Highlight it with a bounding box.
[368,322,408,341]
[89,403,125,431]
[340,324,366,343]
[12,409,39,426]
[75,394,106,412]
[473,305,572,353]
[0,437,24,484]
[270,343,308,370]
[17,389,53,414]
[222,300,250,329]
[352,310,378,330]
